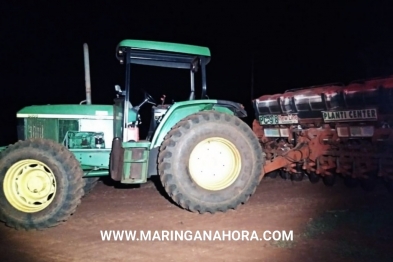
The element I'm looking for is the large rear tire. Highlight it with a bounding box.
[0,139,84,230]
[158,111,264,213]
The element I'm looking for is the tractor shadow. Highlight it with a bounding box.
[100,175,178,206]
[100,176,139,189]
[148,176,178,205]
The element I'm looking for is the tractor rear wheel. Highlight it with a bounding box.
[158,111,263,213]
[0,139,84,230]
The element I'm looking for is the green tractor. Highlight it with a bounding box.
[0,40,263,230]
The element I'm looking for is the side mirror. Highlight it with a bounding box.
[115,85,122,92]
[115,85,126,96]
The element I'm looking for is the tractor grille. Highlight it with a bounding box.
[23,118,79,143]
[25,118,58,141]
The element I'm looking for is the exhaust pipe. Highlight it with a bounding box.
[83,43,92,105]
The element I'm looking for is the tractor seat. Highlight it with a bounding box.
[146,105,171,141]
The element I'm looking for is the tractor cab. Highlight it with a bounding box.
[110,39,212,184]
[113,39,211,143]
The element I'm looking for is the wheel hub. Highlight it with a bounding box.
[27,175,45,193]
[188,137,241,191]
[3,159,56,213]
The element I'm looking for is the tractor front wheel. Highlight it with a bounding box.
[0,139,84,230]
[158,111,264,213]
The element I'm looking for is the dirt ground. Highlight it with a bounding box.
[1,175,393,262]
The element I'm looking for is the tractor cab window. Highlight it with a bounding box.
[129,65,191,104]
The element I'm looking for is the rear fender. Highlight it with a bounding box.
[149,99,246,149]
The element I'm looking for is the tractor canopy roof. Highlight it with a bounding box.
[116,39,211,69]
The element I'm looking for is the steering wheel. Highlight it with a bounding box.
[144,91,157,104]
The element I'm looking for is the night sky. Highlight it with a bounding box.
[2,1,393,145]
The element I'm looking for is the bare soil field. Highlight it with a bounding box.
[1,176,392,262]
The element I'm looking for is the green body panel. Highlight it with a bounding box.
[122,141,151,148]
[70,149,111,172]
[17,104,113,117]
[128,109,138,123]
[118,39,211,57]
[149,99,235,149]
[82,170,109,178]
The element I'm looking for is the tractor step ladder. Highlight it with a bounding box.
[121,140,151,184]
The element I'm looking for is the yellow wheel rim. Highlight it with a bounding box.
[189,137,242,191]
[3,159,56,213]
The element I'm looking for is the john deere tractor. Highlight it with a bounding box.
[0,40,263,230]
